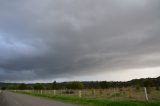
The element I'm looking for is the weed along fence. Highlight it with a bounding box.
[13,87,160,101]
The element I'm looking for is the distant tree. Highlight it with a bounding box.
[18,83,27,90]
[27,86,33,90]
[52,81,59,90]
[143,80,152,87]
[99,81,109,89]
[66,82,84,90]
[1,86,7,90]
[33,83,44,90]
[7,85,18,90]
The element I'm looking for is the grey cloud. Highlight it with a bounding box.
[0,0,160,81]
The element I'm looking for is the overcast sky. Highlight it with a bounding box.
[0,0,160,82]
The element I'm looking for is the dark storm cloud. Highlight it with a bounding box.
[0,0,160,81]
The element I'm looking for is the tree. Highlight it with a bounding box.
[18,83,27,90]
[7,85,18,90]
[66,81,84,90]
[33,83,44,90]
[143,80,153,87]
[99,81,109,89]
[52,81,59,89]
[1,86,7,90]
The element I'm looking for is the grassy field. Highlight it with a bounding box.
[14,87,160,101]
[15,90,160,106]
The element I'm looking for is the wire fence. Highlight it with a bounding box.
[13,87,160,101]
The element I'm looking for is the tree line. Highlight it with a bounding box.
[0,76,159,90]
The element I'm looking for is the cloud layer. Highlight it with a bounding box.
[0,0,160,81]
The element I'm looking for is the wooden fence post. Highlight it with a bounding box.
[92,89,96,96]
[144,87,149,101]
[79,90,82,98]
[54,90,56,95]
[114,88,116,100]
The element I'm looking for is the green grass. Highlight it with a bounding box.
[16,91,160,106]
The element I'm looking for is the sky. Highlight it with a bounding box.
[0,0,160,82]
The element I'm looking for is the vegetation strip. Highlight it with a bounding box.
[16,91,160,106]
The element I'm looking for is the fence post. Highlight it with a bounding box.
[92,89,96,96]
[84,90,87,96]
[40,90,42,94]
[79,90,82,98]
[94,89,96,96]
[128,88,132,98]
[60,90,62,95]
[114,88,116,100]
[54,90,56,95]
[144,87,149,101]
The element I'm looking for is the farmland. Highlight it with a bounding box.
[14,87,160,101]
[13,88,160,106]
[1,77,160,106]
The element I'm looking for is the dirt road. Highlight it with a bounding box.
[0,91,78,106]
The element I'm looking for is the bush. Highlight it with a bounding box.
[99,81,109,89]
[156,86,159,90]
[136,85,140,91]
[66,82,84,90]
[1,86,7,90]
[52,81,59,90]
[18,83,27,90]
[33,83,44,90]
[63,90,75,94]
